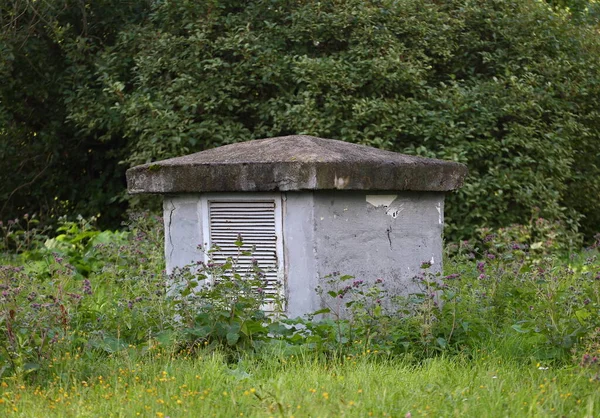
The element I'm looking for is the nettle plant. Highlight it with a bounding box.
[0,213,172,378]
[299,266,455,358]
[309,273,390,355]
[307,219,600,362]
[0,214,51,255]
[443,227,600,360]
[172,235,285,353]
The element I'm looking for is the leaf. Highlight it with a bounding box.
[23,362,40,372]
[90,335,127,353]
[154,330,177,347]
[186,326,211,338]
[511,324,530,334]
[243,320,267,336]
[311,308,331,315]
[575,309,591,324]
[226,331,240,346]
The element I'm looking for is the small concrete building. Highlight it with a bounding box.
[126,135,467,317]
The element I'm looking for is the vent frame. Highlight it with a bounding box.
[199,193,285,310]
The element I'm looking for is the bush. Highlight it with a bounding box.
[3,1,600,240]
[58,0,600,241]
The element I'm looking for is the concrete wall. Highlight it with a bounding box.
[282,193,320,317]
[163,191,445,317]
[163,195,203,274]
[312,191,444,311]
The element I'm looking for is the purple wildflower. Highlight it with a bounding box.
[82,279,92,295]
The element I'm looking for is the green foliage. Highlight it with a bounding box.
[0,213,170,378]
[173,238,285,354]
[0,214,599,383]
[2,1,600,240]
[0,1,598,239]
[0,214,50,255]
[546,0,600,24]
[56,0,599,241]
[302,237,600,362]
[0,0,153,227]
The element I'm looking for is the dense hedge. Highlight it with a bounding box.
[1,0,599,241]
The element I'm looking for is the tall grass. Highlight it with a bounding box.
[0,212,599,416]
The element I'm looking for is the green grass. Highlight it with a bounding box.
[2,216,599,417]
[1,348,598,417]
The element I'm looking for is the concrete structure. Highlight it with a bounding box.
[127,135,467,317]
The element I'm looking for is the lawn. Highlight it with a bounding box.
[1,347,598,417]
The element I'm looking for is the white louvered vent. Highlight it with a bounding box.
[202,195,284,299]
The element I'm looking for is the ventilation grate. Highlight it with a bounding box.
[207,200,282,295]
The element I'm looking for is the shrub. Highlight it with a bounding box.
[61,0,600,241]
[3,1,600,240]
[173,237,285,354]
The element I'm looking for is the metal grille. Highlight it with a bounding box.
[208,200,282,295]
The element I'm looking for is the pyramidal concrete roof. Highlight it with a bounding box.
[126,135,467,193]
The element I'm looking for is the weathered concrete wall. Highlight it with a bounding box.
[312,191,444,305]
[282,192,320,317]
[162,191,445,317]
[163,195,203,274]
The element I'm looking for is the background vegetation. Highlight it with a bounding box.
[1,0,599,242]
[0,211,598,416]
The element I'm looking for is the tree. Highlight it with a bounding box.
[0,0,152,226]
[2,0,600,241]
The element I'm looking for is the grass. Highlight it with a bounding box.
[2,215,599,416]
[1,346,599,417]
